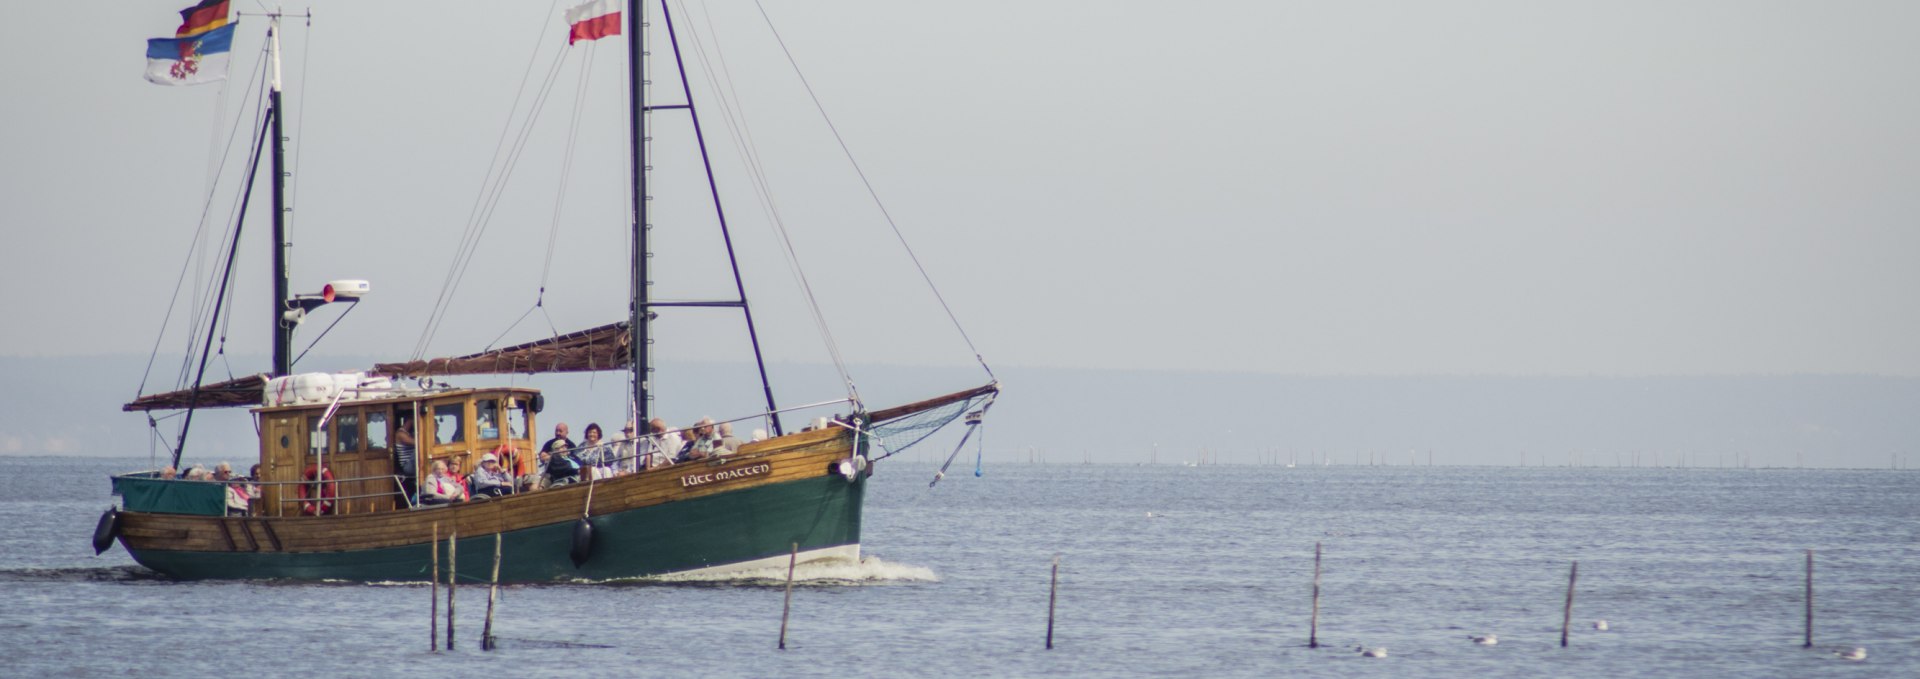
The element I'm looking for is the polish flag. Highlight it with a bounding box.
[566,0,622,45]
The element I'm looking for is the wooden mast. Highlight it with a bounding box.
[270,16,292,377]
[629,0,650,427]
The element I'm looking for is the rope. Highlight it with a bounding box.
[138,46,270,401]
[286,12,315,277]
[540,44,598,293]
[416,41,572,358]
[751,0,995,382]
[291,300,358,368]
[673,0,856,398]
[484,302,542,352]
[414,0,567,360]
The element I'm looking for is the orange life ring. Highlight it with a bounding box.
[297,465,337,515]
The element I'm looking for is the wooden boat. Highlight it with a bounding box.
[102,3,995,582]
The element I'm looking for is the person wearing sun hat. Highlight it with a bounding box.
[470,452,515,497]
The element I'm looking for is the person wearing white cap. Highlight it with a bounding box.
[470,452,515,497]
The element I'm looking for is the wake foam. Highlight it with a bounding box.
[0,565,165,583]
[647,556,938,586]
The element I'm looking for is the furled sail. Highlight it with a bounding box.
[373,321,631,377]
[123,374,269,412]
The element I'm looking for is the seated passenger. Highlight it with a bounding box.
[717,422,744,453]
[646,419,681,469]
[225,482,251,516]
[158,466,178,480]
[546,442,581,486]
[578,423,615,480]
[420,460,468,505]
[212,462,234,482]
[542,423,576,455]
[679,418,719,462]
[615,421,639,474]
[521,450,552,491]
[470,453,515,497]
[243,465,261,513]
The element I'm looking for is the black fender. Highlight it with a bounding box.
[92,507,121,555]
[569,518,594,568]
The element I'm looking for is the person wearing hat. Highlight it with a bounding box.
[470,452,516,497]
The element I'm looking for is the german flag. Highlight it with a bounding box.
[175,0,230,38]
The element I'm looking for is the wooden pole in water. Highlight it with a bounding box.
[1804,549,1814,648]
[483,532,502,651]
[1047,555,1060,649]
[1561,561,1578,647]
[778,542,798,650]
[447,529,457,650]
[430,523,439,652]
[1310,542,1322,648]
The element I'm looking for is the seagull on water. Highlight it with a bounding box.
[1592,620,1609,631]
[1355,646,1387,658]
[1834,647,1867,661]
[1469,634,1498,645]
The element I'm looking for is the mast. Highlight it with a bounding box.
[269,16,292,376]
[628,0,650,427]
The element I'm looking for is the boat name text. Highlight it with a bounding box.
[680,463,772,488]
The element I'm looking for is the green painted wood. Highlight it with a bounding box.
[113,473,227,516]
[125,473,865,582]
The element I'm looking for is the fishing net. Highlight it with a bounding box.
[865,389,995,457]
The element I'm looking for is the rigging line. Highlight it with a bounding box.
[688,3,854,391]
[416,47,575,359]
[290,300,358,368]
[287,12,314,252]
[216,268,238,382]
[147,46,270,397]
[538,305,562,340]
[414,0,566,359]
[483,303,541,352]
[751,0,995,381]
[540,43,598,291]
[416,40,576,358]
[680,2,854,394]
[174,100,277,467]
[178,86,273,391]
[420,46,573,354]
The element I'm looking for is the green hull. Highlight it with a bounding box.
[125,474,865,582]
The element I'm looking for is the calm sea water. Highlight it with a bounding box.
[1,456,1915,677]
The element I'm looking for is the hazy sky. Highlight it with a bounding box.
[4,0,1918,378]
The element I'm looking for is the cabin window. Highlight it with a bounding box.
[366,410,390,451]
[476,399,501,441]
[433,403,464,445]
[509,400,530,440]
[308,417,329,458]
[336,411,362,454]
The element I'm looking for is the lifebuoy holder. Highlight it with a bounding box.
[297,465,337,515]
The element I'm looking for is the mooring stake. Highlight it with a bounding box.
[1561,561,1578,647]
[430,523,439,653]
[1047,555,1061,650]
[779,542,798,650]
[483,532,502,651]
[1310,542,1322,649]
[1804,549,1814,648]
[447,529,457,651]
